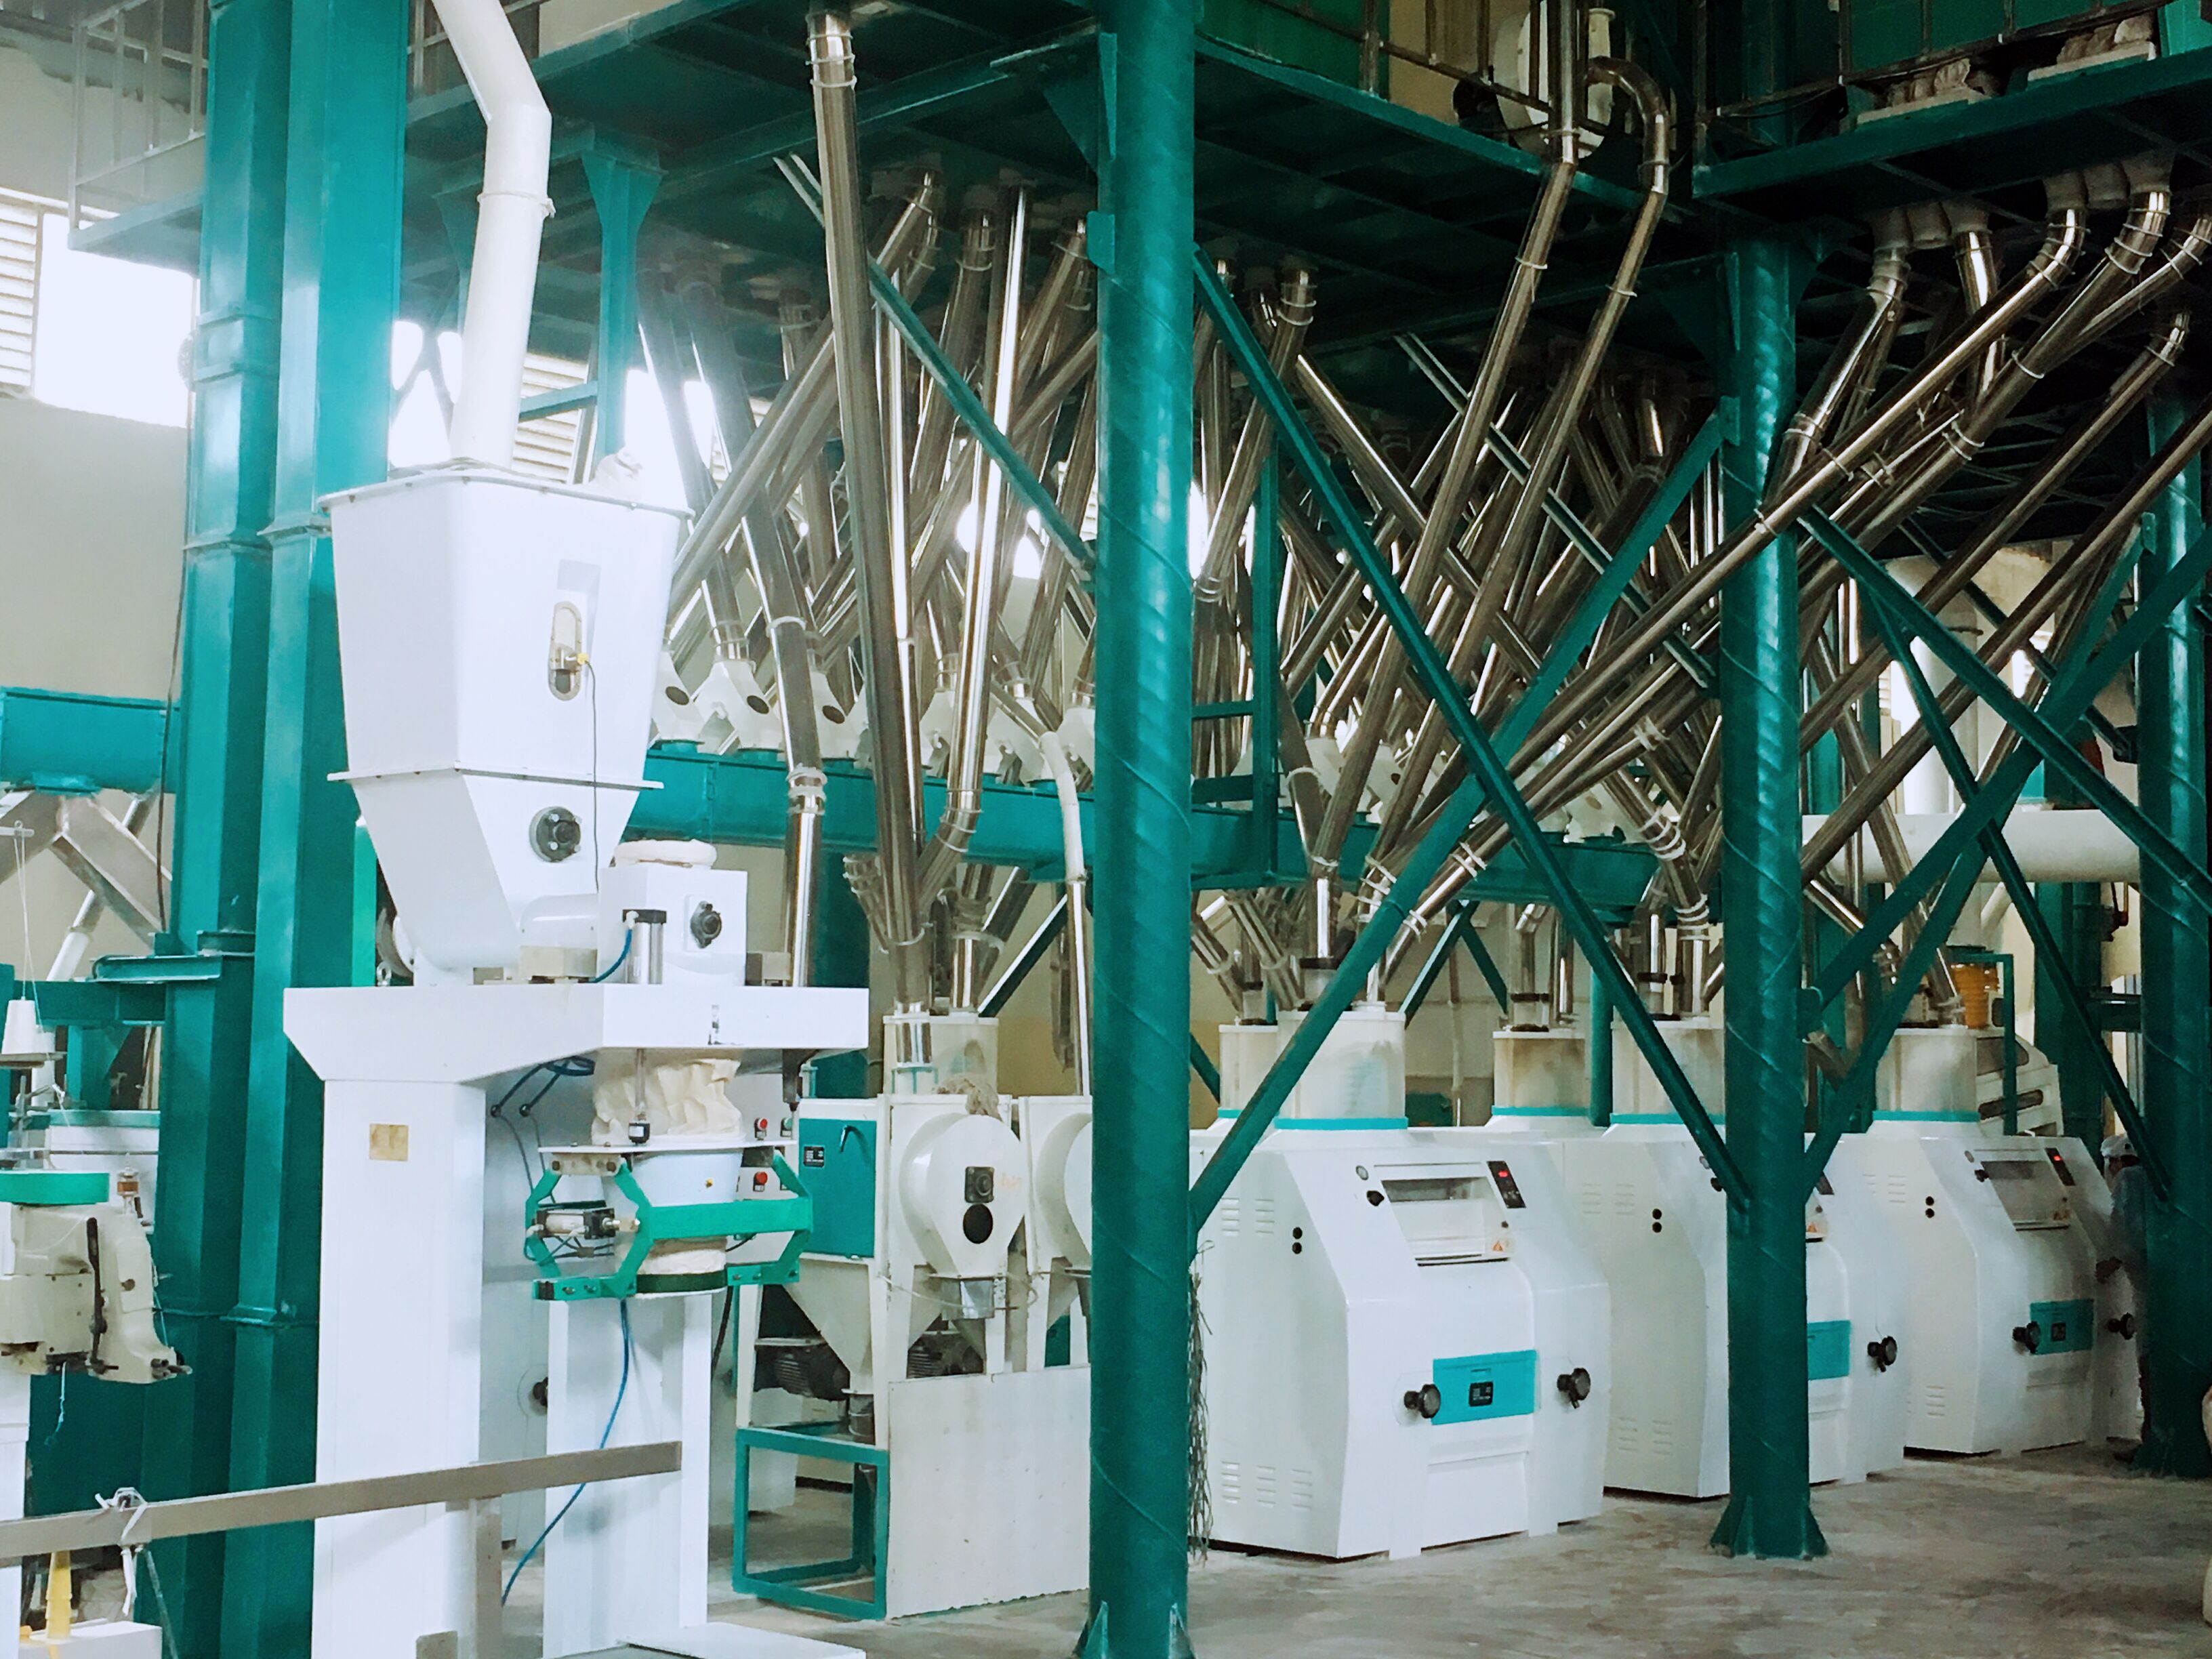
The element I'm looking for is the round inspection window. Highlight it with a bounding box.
[962,1202,995,1245]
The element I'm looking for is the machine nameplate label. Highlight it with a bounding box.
[369,1124,409,1162]
[1429,1349,1538,1424]
[1806,1319,1852,1382]
[2028,1298,2095,1355]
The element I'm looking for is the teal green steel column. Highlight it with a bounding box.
[132,2,290,1649]
[2136,390,2212,1477]
[1084,2,1195,1654]
[1586,968,1614,1128]
[2032,705,2103,1149]
[1710,234,1825,1559]
[224,3,409,1651]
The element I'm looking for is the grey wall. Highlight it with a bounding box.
[1,38,189,975]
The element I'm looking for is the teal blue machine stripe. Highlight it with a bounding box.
[2029,1298,2096,1354]
[1212,1111,1409,1131]
[1431,1349,1539,1423]
[1805,1319,1852,1382]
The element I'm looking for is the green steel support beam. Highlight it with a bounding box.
[138,0,288,1647]
[225,3,407,1650]
[1803,527,2207,1009]
[1401,905,1475,1022]
[1083,4,1195,1654]
[1189,1034,1222,1104]
[634,745,1332,884]
[1710,234,1824,1561]
[1185,249,1739,1227]
[1803,509,2212,918]
[580,149,659,463]
[2136,392,2212,1478]
[1816,573,2156,1200]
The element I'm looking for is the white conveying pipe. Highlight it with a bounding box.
[432,0,553,470]
[1805,809,2140,885]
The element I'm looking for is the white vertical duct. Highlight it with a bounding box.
[433,0,554,470]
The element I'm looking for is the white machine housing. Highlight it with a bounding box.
[1541,1124,1904,1494]
[1826,1025,2100,1454]
[783,1090,1088,1618]
[1488,1015,1908,1496]
[327,469,682,979]
[1193,1119,1610,1558]
[1196,1012,1608,1557]
[1832,1126,2098,1453]
[1012,1094,1092,1370]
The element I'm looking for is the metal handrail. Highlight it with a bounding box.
[0,1441,681,1659]
[68,0,207,229]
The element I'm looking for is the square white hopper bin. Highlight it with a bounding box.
[326,468,684,976]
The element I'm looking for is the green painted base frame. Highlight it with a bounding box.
[733,1423,888,1620]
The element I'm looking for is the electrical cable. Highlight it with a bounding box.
[588,935,630,985]
[502,1298,632,1604]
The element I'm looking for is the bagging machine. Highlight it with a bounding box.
[1826,1027,2101,1454]
[285,464,865,1658]
[1193,1008,1610,1559]
[1492,1012,1910,1496]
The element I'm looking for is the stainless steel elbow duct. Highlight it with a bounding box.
[1771,226,1908,493]
[1509,192,2088,769]
[674,266,832,985]
[1195,265,1318,606]
[809,9,931,1011]
[665,178,937,630]
[918,188,1031,909]
[1797,310,2189,748]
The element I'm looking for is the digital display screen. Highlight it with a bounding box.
[1469,1381,1494,1408]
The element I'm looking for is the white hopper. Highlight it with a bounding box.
[327,468,683,977]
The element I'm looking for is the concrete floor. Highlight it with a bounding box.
[685,1446,2212,1659]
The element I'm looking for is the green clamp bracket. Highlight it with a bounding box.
[525,1151,813,1301]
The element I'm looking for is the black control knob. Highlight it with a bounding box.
[1867,1335,1899,1372]
[1556,1366,1593,1408]
[1404,1383,1442,1420]
[2013,1321,2043,1354]
[2107,1313,2138,1340]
